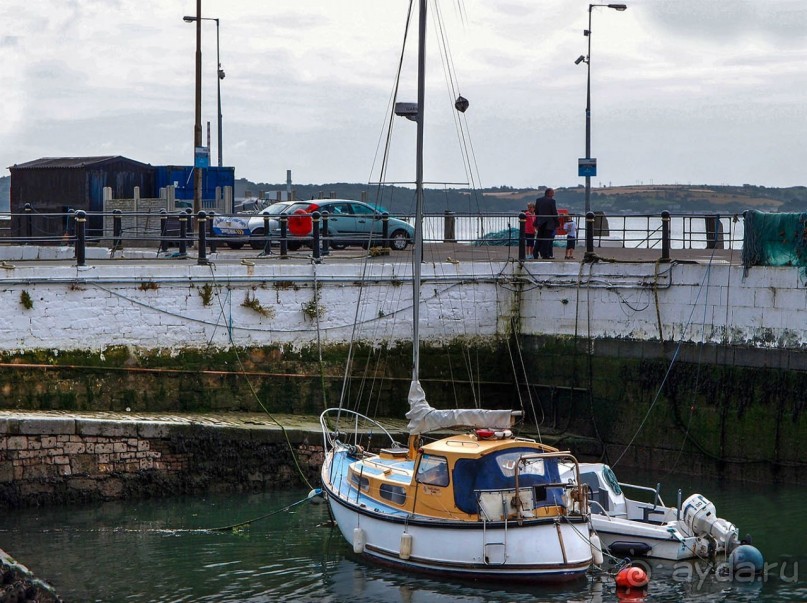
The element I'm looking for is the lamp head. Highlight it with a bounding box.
[183,16,196,23]
[608,3,628,10]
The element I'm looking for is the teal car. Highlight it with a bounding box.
[248,199,413,251]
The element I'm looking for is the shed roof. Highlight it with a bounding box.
[9,156,152,170]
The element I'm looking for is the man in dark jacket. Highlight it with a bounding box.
[533,188,559,259]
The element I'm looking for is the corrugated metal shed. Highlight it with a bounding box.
[9,156,155,239]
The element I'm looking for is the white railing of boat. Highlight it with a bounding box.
[617,481,667,509]
[319,408,402,452]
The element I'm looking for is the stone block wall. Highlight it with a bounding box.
[0,415,325,508]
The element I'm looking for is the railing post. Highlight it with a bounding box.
[661,210,671,262]
[262,214,272,255]
[197,211,208,265]
[207,210,217,253]
[312,211,322,263]
[518,211,526,262]
[382,212,389,250]
[279,214,288,259]
[112,209,122,251]
[178,213,188,256]
[24,203,33,245]
[443,210,456,243]
[584,211,595,261]
[321,210,330,256]
[74,210,86,267]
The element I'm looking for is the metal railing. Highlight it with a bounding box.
[0,205,746,265]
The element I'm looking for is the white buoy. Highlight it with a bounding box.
[353,527,366,554]
[400,533,413,560]
[590,533,604,565]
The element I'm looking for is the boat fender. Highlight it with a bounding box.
[400,533,413,560]
[590,534,604,565]
[307,488,325,505]
[608,541,652,557]
[353,527,366,554]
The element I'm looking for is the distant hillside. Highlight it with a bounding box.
[236,179,807,215]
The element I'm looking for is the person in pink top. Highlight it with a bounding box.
[524,202,536,257]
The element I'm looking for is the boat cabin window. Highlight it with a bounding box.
[495,452,546,478]
[416,454,449,487]
[349,472,370,491]
[379,484,407,505]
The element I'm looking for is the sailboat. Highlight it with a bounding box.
[319,0,595,582]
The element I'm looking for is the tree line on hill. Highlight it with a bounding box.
[236,178,807,215]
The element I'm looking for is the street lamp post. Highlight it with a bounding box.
[184,15,225,168]
[577,3,627,214]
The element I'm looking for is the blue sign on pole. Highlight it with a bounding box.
[195,146,210,169]
[578,157,597,177]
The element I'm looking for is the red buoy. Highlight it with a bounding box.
[615,565,649,589]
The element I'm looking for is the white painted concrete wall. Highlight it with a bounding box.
[0,254,803,352]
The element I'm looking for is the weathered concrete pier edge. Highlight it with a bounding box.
[0,256,804,503]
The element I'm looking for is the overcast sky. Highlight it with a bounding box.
[2,0,806,190]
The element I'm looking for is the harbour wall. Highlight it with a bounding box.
[0,257,804,487]
[0,413,325,508]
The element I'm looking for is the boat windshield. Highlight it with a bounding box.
[452,448,561,515]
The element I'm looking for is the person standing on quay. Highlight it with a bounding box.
[533,188,560,259]
[524,202,536,257]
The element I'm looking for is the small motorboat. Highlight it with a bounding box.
[560,463,740,561]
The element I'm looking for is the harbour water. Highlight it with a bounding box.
[0,467,803,602]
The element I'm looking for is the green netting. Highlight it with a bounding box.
[742,210,807,271]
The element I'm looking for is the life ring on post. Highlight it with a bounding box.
[288,208,313,236]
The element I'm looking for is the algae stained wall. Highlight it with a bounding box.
[523,335,807,484]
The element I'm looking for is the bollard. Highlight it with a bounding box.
[262,214,272,255]
[584,211,595,262]
[382,212,390,250]
[518,212,526,262]
[112,209,122,251]
[178,213,188,256]
[75,210,86,266]
[159,209,169,252]
[661,210,671,262]
[185,208,194,241]
[444,210,457,243]
[197,211,208,265]
[24,203,33,245]
[312,211,322,263]
[321,211,330,256]
[279,215,288,259]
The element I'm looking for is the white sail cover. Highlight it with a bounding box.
[405,380,515,435]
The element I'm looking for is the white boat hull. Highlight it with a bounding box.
[322,454,591,582]
[591,515,709,561]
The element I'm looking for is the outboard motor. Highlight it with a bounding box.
[682,494,739,550]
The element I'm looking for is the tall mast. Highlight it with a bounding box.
[412,0,426,384]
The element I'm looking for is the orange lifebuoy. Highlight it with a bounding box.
[288,208,312,236]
